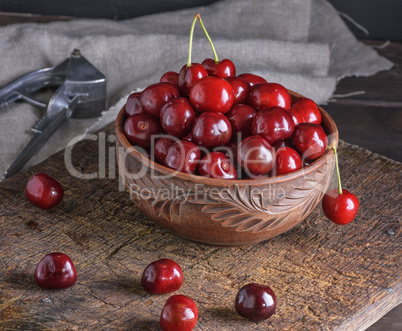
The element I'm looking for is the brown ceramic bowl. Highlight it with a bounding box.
[116,90,338,246]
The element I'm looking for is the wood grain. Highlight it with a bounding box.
[0,123,400,330]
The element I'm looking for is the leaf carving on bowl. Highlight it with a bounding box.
[193,158,334,233]
[122,157,334,232]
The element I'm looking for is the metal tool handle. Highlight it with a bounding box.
[2,95,78,180]
[0,59,68,108]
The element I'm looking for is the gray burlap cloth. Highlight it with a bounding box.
[0,0,393,178]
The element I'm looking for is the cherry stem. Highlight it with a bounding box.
[332,146,343,195]
[197,14,220,63]
[187,14,199,67]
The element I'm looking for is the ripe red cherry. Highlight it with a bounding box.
[226,104,256,140]
[289,97,322,125]
[235,283,276,321]
[154,137,176,164]
[140,82,180,118]
[125,92,143,117]
[292,123,328,160]
[141,259,183,295]
[252,106,295,144]
[26,173,64,209]
[237,73,267,86]
[322,189,359,225]
[160,97,196,138]
[202,58,236,78]
[178,63,208,96]
[322,146,359,225]
[249,83,292,111]
[124,114,162,149]
[192,112,232,148]
[225,76,250,105]
[271,147,302,176]
[34,253,77,289]
[196,15,235,78]
[199,152,237,179]
[237,135,276,177]
[189,76,234,114]
[160,71,180,89]
[165,140,201,174]
[160,294,198,331]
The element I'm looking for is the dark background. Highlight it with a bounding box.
[0,0,401,42]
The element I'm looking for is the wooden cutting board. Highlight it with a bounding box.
[0,123,400,330]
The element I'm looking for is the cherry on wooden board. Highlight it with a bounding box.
[34,253,77,289]
[322,146,359,225]
[235,283,276,321]
[26,173,64,209]
[141,259,183,295]
[322,189,359,225]
[160,294,198,331]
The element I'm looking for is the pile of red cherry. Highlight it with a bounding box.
[123,16,327,180]
[122,14,359,224]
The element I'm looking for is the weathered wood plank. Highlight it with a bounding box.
[0,123,400,330]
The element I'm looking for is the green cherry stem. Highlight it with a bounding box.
[187,14,199,67]
[197,14,220,63]
[332,146,343,195]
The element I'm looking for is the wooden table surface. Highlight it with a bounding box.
[0,13,401,329]
[0,125,401,330]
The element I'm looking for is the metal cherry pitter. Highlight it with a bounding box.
[0,49,107,180]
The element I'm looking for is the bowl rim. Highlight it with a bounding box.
[115,89,338,187]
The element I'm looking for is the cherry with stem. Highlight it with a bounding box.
[197,14,236,78]
[322,146,359,225]
[178,14,208,96]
